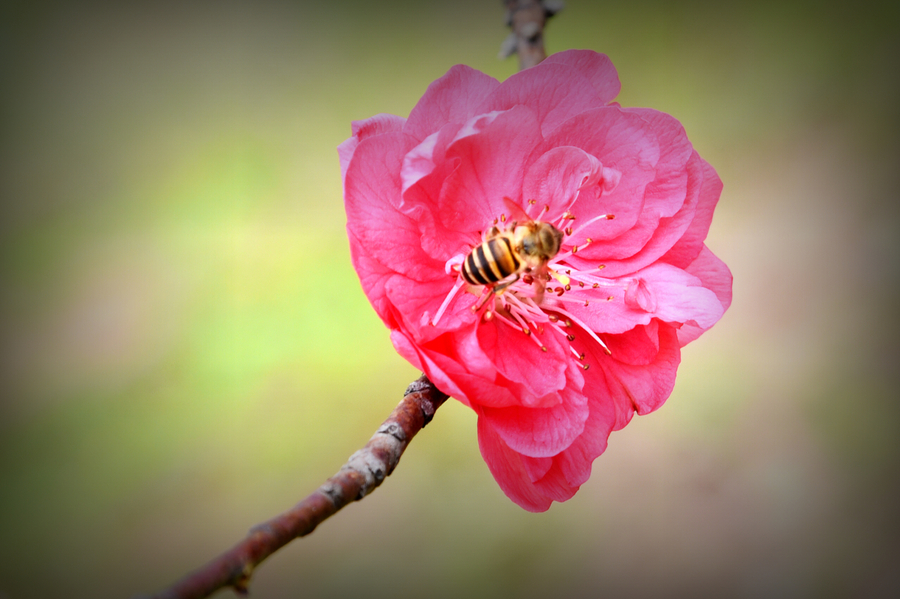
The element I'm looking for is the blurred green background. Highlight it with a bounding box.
[1,1,898,597]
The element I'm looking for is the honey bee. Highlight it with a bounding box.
[462,218,564,299]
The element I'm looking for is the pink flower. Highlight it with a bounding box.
[339,50,732,511]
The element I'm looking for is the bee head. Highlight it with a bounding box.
[520,222,564,262]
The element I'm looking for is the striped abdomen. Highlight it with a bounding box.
[462,236,522,286]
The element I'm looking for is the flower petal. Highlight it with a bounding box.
[585,321,682,430]
[543,50,621,105]
[477,417,553,512]
[540,106,660,244]
[662,156,724,269]
[344,131,445,281]
[522,146,604,217]
[436,106,544,233]
[676,245,733,345]
[404,64,500,141]
[338,113,407,183]
[479,384,589,458]
[556,261,725,335]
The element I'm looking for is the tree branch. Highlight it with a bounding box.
[499,0,564,70]
[148,375,449,599]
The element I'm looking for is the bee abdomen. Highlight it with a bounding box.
[462,236,521,285]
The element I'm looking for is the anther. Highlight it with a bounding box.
[564,284,571,291]
[548,314,559,322]
[523,274,534,285]
[565,227,573,236]
[566,334,575,341]
[607,214,615,220]
[565,319,573,328]
[607,296,614,301]
[582,364,590,371]
[555,288,564,297]
[528,199,536,205]
[522,327,531,335]
[592,283,599,288]
[584,300,589,307]
[541,346,547,352]
[483,310,494,322]
[598,264,606,270]
[578,282,585,288]
[572,245,578,253]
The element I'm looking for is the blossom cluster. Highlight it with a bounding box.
[340,50,731,511]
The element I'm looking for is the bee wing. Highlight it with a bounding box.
[501,196,534,224]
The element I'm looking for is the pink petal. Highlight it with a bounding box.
[383,272,475,344]
[543,50,621,105]
[559,261,725,335]
[530,460,580,502]
[561,110,696,269]
[436,106,544,233]
[662,156,724,269]
[521,455,553,482]
[522,146,604,217]
[479,384,589,458]
[404,64,500,141]
[552,385,617,486]
[475,312,573,407]
[567,149,704,278]
[477,417,553,512]
[539,106,659,244]
[584,322,682,429]
[394,328,533,410]
[339,113,407,183]
[676,246,733,345]
[480,62,608,136]
[344,131,445,281]
[399,124,482,261]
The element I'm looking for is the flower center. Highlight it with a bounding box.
[431,207,619,368]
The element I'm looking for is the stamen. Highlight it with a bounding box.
[432,278,465,326]
[567,212,615,241]
[554,307,612,355]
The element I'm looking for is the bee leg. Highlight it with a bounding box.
[493,273,520,294]
[484,226,501,240]
[473,286,497,312]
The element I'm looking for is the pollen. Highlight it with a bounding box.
[550,270,571,286]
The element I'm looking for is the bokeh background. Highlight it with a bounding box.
[2,1,899,597]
